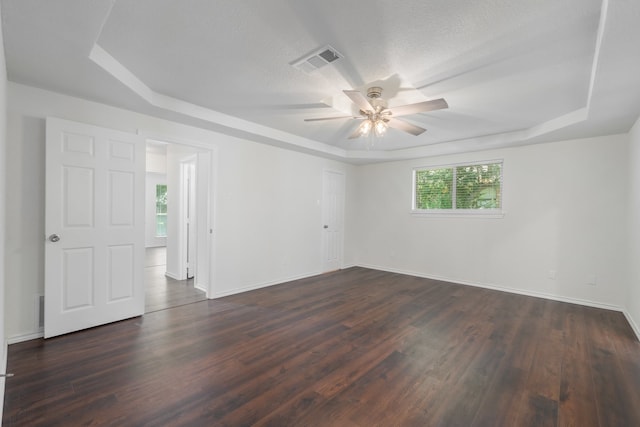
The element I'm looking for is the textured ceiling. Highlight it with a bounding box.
[2,0,640,163]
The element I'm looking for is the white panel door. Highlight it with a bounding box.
[179,158,197,280]
[322,170,345,272]
[45,118,145,338]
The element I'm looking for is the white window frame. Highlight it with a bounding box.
[411,159,504,218]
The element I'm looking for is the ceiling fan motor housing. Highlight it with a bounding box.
[367,86,383,99]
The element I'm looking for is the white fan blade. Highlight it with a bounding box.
[344,90,375,112]
[387,118,426,136]
[390,98,448,117]
[304,116,356,122]
[347,126,363,139]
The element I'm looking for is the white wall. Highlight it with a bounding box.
[0,2,8,401]
[145,172,167,248]
[627,116,640,338]
[213,141,343,295]
[4,83,352,340]
[350,135,629,310]
[146,152,167,174]
[5,110,46,340]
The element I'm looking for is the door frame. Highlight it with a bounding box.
[144,133,217,298]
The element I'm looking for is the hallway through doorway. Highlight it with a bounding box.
[145,247,206,313]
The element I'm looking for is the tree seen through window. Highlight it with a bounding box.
[414,162,502,211]
[156,184,167,237]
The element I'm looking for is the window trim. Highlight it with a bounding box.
[411,159,504,217]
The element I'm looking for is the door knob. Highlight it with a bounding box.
[49,234,60,243]
[323,225,329,229]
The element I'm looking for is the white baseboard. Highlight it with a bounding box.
[7,331,44,345]
[355,263,624,313]
[211,270,323,299]
[624,310,640,342]
[164,271,181,280]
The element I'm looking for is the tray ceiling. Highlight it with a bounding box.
[2,0,639,163]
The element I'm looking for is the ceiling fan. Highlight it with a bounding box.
[305,86,448,139]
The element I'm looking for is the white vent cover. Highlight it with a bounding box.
[292,45,342,74]
[37,294,44,329]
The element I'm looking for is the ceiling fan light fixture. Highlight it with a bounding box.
[358,119,373,136]
[374,119,388,137]
[357,117,387,138]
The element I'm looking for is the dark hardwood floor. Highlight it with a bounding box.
[4,267,640,426]
[145,247,206,313]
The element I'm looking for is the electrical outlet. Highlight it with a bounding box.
[587,274,597,286]
[548,270,557,280]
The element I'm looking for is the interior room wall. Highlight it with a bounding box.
[5,82,352,341]
[0,4,9,397]
[627,116,640,338]
[343,166,361,268]
[146,151,167,174]
[350,134,629,310]
[4,109,45,341]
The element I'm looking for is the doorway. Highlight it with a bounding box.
[144,140,211,312]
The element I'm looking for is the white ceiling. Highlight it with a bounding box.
[2,0,640,163]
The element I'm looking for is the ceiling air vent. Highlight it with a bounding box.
[292,45,342,74]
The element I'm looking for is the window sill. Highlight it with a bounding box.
[410,210,505,219]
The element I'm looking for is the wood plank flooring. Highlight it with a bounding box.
[4,267,640,426]
[144,247,206,313]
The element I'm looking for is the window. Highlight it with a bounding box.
[156,184,167,237]
[413,161,502,214]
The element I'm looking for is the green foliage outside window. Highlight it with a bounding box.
[156,184,167,237]
[415,168,453,209]
[414,162,502,211]
[455,163,502,209]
